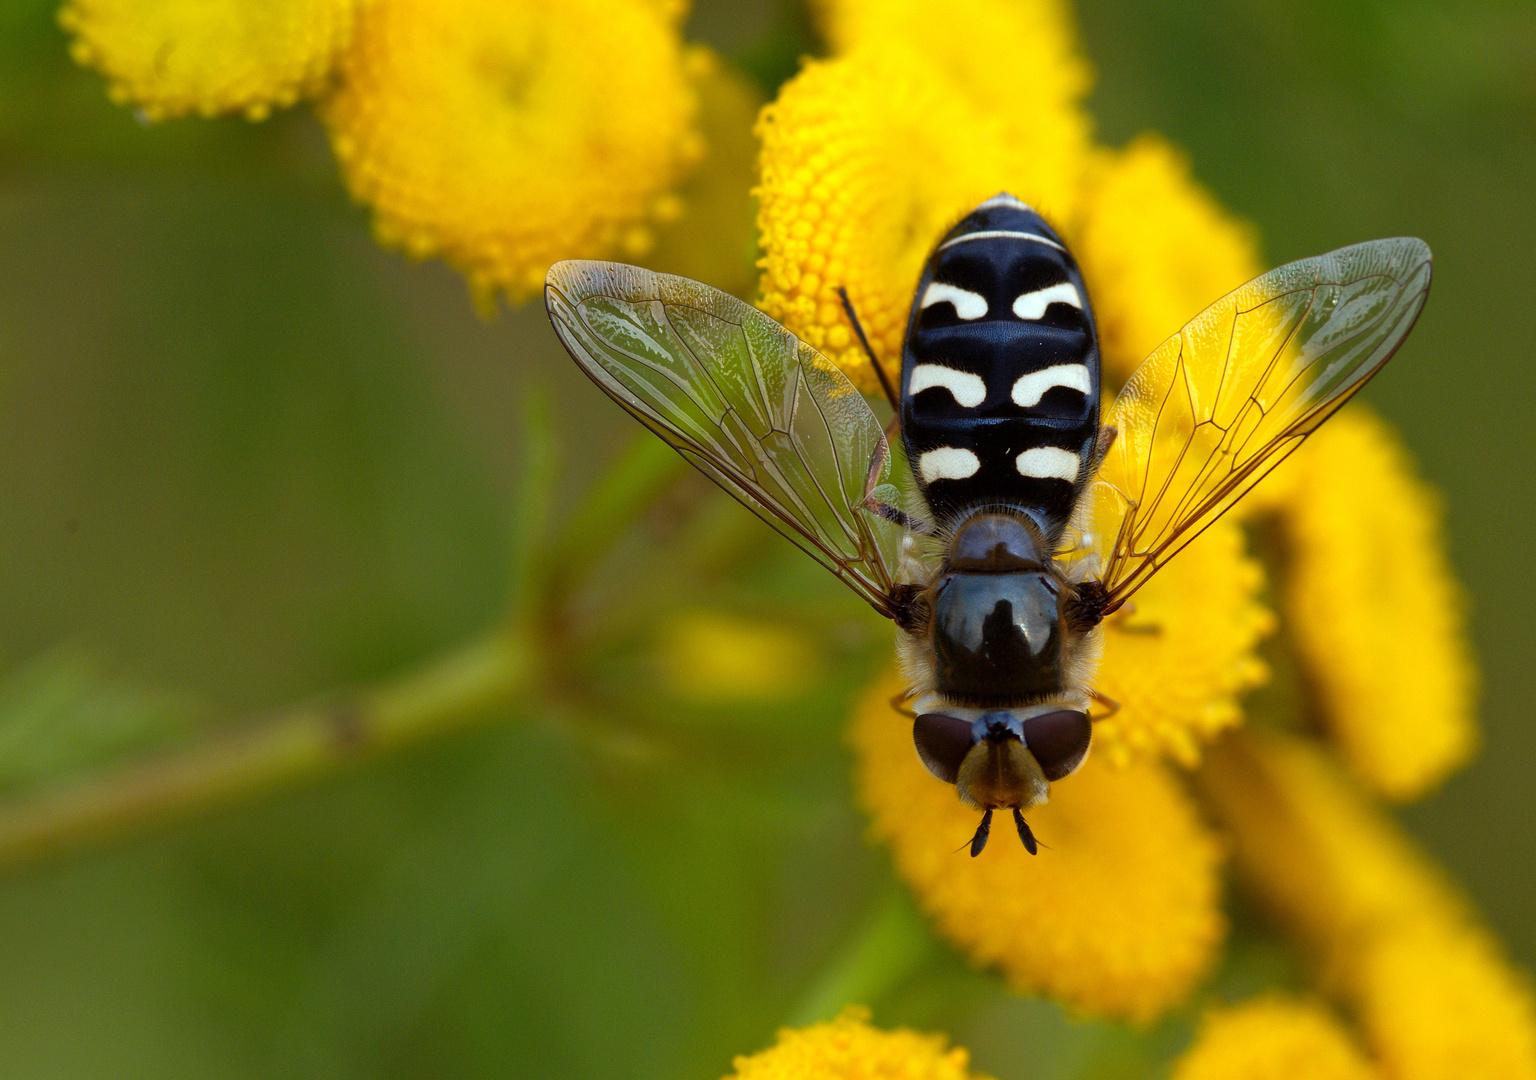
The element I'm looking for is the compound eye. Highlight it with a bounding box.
[1021,709,1091,781]
[913,713,975,784]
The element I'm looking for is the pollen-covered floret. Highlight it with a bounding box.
[850,672,1224,1023]
[1091,516,1273,767]
[320,0,703,307]
[59,0,354,120]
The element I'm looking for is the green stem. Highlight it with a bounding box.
[786,886,936,1026]
[0,628,532,872]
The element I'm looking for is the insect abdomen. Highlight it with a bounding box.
[900,194,1102,541]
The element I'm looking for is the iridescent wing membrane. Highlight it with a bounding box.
[544,261,911,617]
[1086,237,1432,605]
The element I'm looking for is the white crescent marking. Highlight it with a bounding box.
[937,230,1065,253]
[975,193,1033,212]
[919,447,982,482]
[1016,446,1080,482]
[920,282,988,320]
[1013,282,1083,320]
[909,364,987,408]
[1012,364,1092,408]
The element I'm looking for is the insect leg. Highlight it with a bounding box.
[837,285,900,411]
[1088,688,1121,719]
[1087,424,1118,476]
[860,433,935,536]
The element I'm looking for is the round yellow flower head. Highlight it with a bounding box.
[1272,407,1478,800]
[725,1008,991,1080]
[851,672,1224,1023]
[1198,729,1466,963]
[1071,135,1262,386]
[1091,516,1273,766]
[321,0,703,307]
[59,0,354,120]
[1172,997,1378,1080]
[1351,918,1536,1080]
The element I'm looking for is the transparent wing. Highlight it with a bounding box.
[1084,237,1432,606]
[545,260,914,617]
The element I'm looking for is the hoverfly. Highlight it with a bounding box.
[544,193,1431,856]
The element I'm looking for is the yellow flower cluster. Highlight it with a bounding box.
[1199,729,1536,1079]
[851,671,1224,1022]
[1269,408,1477,799]
[61,0,706,305]
[724,1008,990,1080]
[59,0,354,120]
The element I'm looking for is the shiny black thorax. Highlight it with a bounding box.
[900,197,1102,543]
[929,512,1066,706]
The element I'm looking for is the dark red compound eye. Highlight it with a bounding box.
[1021,709,1091,781]
[912,713,975,784]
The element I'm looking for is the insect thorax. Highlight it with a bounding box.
[899,194,1102,544]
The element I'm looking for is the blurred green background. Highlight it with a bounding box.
[0,0,1530,1077]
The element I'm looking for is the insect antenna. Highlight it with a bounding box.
[968,809,994,857]
[837,286,900,411]
[1013,810,1039,855]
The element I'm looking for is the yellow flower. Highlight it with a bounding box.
[643,50,764,300]
[1071,135,1262,385]
[755,0,1095,396]
[321,0,703,307]
[724,1008,991,1080]
[1268,407,1478,800]
[1198,729,1465,961]
[1092,516,1272,767]
[850,671,1224,1023]
[755,44,1038,394]
[1172,997,1378,1080]
[1352,918,1536,1080]
[59,0,354,120]
[660,609,821,704]
[815,0,1092,208]
[1198,730,1536,1079]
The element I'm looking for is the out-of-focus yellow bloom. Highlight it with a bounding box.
[851,672,1224,1023]
[643,52,764,300]
[1270,407,1477,799]
[1199,729,1536,1078]
[1072,135,1262,385]
[725,1008,991,1080]
[1172,997,1378,1080]
[1352,918,1536,1080]
[321,0,703,307]
[660,609,820,704]
[1092,517,1272,767]
[59,0,354,120]
[1198,728,1465,960]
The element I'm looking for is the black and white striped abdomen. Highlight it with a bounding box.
[900,194,1101,541]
